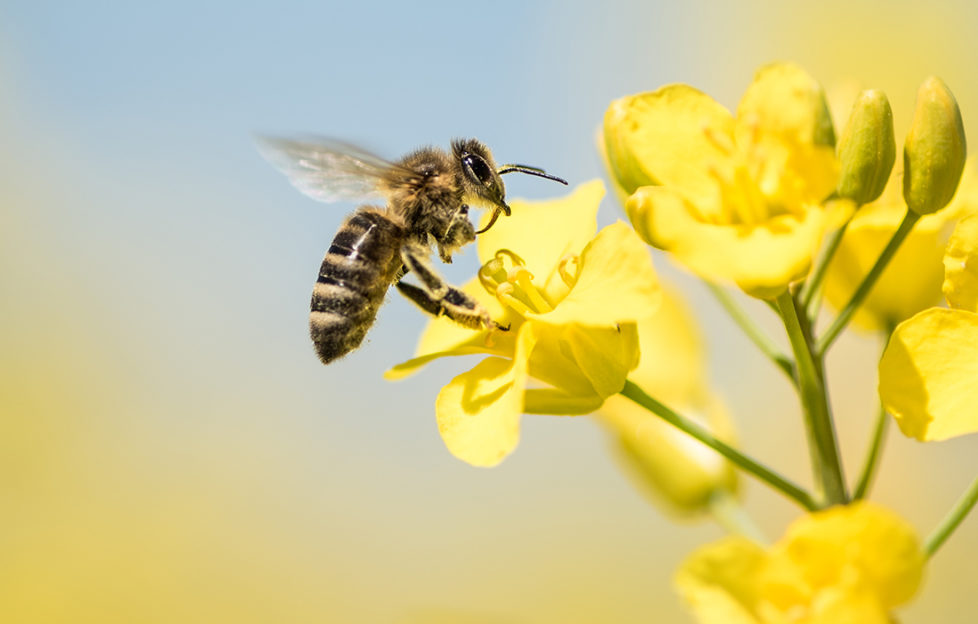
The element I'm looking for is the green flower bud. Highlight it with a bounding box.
[813,86,837,149]
[837,89,896,205]
[903,76,967,215]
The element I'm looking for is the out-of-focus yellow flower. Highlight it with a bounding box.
[879,213,978,441]
[675,502,925,624]
[944,211,978,311]
[596,285,737,516]
[823,160,978,330]
[603,62,840,299]
[387,180,661,466]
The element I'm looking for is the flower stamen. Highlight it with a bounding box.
[478,257,507,293]
[511,267,553,313]
[557,254,580,287]
[495,282,534,316]
[494,248,525,266]
[702,124,735,156]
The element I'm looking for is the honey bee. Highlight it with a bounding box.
[257,137,567,364]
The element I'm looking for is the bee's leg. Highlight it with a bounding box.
[394,282,485,329]
[396,245,496,330]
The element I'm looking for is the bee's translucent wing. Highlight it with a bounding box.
[256,136,411,203]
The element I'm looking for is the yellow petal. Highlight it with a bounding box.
[434,325,537,467]
[523,388,605,415]
[736,63,838,206]
[523,323,639,404]
[674,536,768,624]
[802,587,890,624]
[935,156,978,223]
[604,84,735,206]
[477,180,602,286]
[736,62,836,149]
[628,282,706,402]
[385,345,498,381]
[524,326,598,392]
[774,502,924,608]
[677,503,924,624]
[943,214,978,313]
[627,186,825,298]
[879,308,978,441]
[530,222,661,326]
[563,322,640,398]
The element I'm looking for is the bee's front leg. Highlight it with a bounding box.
[396,244,501,330]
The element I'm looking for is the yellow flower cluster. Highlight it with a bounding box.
[385,60,976,623]
[603,63,841,298]
[676,502,924,624]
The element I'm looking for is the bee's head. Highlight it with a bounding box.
[452,138,568,234]
[452,139,509,230]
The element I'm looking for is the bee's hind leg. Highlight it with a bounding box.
[396,244,500,330]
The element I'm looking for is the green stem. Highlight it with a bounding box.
[708,492,768,543]
[706,282,795,381]
[776,291,848,505]
[817,210,921,355]
[620,380,818,511]
[925,474,978,557]
[801,221,850,317]
[852,403,889,500]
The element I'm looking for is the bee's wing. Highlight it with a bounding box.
[256,136,412,203]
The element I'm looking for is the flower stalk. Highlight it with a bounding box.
[800,220,849,316]
[852,402,890,500]
[620,380,817,511]
[776,291,848,505]
[817,210,921,355]
[925,474,978,557]
[706,282,794,380]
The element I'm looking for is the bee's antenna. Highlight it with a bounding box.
[497,164,568,185]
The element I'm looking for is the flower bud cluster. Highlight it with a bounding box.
[837,77,966,214]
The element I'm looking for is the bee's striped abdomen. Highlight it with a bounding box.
[310,208,404,364]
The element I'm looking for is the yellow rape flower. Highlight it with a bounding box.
[387,180,661,466]
[597,284,738,516]
[879,213,978,441]
[823,160,978,331]
[603,62,840,299]
[675,502,925,624]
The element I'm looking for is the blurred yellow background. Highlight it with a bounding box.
[2,1,976,621]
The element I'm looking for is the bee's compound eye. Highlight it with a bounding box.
[463,154,494,186]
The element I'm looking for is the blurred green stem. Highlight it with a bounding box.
[620,380,817,511]
[852,403,889,500]
[706,282,795,381]
[709,492,767,543]
[817,210,920,355]
[801,221,850,318]
[925,474,978,557]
